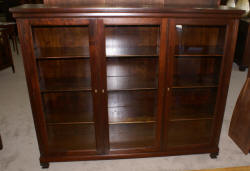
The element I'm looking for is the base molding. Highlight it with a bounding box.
[40,146,219,168]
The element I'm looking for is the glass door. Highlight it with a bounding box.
[32,24,97,153]
[104,23,163,151]
[166,20,227,148]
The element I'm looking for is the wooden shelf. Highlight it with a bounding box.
[41,88,92,93]
[167,119,213,147]
[173,56,221,87]
[175,54,223,57]
[38,59,92,92]
[107,76,158,91]
[33,25,90,59]
[169,117,214,122]
[37,56,89,60]
[108,90,158,108]
[172,85,218,89]
[170,104,216,120]
[107,58,158,90]
[41,79,158,92]
[43,91,94,123]
[175,46,224,56]
[105,25,160,57]
[35,47,90,58]
[109,121,156,125]
[109,123,156,149]
[108,88,157,92]
[106,46,159,57]
[35,47,159,58]
[47,124,96,152]
[170,88,217,120]
[108,91,158,128]
[40,78,92,92]
[47,122,94,126]
[107,54,158,58]
[108,104,157,123]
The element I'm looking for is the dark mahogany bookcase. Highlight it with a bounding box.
[10,0,243,168]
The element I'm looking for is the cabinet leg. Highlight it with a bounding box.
[40,162,49,169]
[239,65,247,71]
[210,152,219,159]
[0,135,3,150]
[11,65,15,73]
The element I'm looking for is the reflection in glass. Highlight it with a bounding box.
[175,25,225,55]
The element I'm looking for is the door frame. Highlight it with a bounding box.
[18,18,105,156]
[98,18,168,154]
[163,18,239,152]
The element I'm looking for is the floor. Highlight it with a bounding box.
[0,48,249,171]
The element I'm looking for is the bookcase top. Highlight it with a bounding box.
[10,4,244,18]
[43,0,221,7]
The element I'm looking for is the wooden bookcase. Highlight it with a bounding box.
[10,3,243,169]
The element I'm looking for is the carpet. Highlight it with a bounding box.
[192,166,250,171]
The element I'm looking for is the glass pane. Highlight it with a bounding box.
[170,25,225,120]
[44,91,96,152]
[38,59,91,91]
[47,124,96,152]
[106,26,159,57]
[32,25,96,152]
[174,56,221,87]
[32,26,92,91]
[167,120,213,147]
[167,25,226,148]
[109,123,156,149]
[105,25,160,150]
[43,92,93,123]
[107,58,158,90]
[175,25,225,55]
[170,88,217,120]
[174,25,225,87]
[108,91,158,123]
[32,26,89,58]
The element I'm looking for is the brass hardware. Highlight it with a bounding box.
[94,89,98,93]
[102,89,105,93]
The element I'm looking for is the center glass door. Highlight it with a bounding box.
[104,22,164,152]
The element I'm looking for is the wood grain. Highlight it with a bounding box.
[43,0,219,7]
[229,69,250,154]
